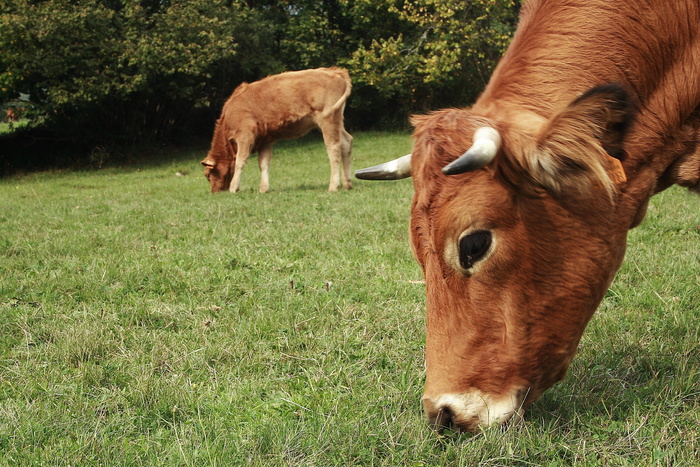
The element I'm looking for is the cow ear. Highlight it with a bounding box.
[201,159,215,168]
[531,84,636,199]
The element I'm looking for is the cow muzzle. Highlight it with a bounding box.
[422,387,528,433]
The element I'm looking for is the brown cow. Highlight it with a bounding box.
[356,0,700,433]
[5,109,17,123]
[201,67,353,193]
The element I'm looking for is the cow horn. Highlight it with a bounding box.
[201,159,215,168]
[442,127,501,175]
[354,154,412,180]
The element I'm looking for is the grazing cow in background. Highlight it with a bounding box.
[5,109,17,123]
[356,0,700,433]
[201,67,353,193]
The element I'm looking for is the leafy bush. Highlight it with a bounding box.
[0,0,520,168]
[0,0,274,145]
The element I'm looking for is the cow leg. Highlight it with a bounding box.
[258,144,273,193]
[320,123,343,192]
[230,139,251,193]
[340,129,353,190]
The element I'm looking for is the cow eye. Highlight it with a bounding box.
[458,230,492,270]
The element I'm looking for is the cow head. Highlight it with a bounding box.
[201,156,234,193]
[356,84,636,433]
[201,119,237,193]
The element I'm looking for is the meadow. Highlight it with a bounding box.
[0,119,30,135]
[0,132,698,465]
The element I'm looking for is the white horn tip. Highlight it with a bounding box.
[355,154,412,180]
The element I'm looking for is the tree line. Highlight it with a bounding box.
[0,0,520,169]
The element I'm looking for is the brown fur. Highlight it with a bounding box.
[411,0,700,432]
[5,109,17,122]
[201,67,353,193]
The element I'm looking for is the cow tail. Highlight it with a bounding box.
[330,68,352,114]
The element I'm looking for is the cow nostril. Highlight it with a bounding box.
[432,405,455,431]
[424,397,458,432]
[424,397,482,433]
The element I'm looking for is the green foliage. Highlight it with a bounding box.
[1,0,521,166]
[344,0,519,109]
[252,0,521,123]
[0,0,274,144]
[1,1,122,106]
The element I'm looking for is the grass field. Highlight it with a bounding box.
[0,119,30,135]
[1,132,698,465]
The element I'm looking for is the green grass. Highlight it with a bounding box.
[0,119,30,134]
[0,132,698,465]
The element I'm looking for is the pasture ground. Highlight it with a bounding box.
[0,119,30,135]
[0,133,698,465]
